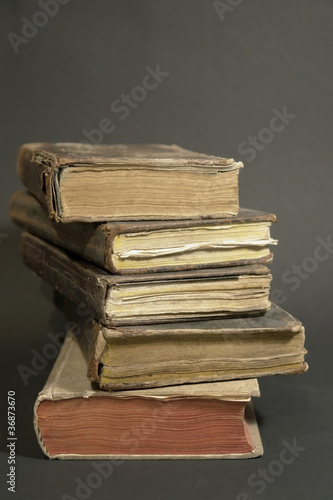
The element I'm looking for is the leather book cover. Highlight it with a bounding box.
[11,190,276,274]
[22,232,272,326]
[17,142,243,222]
[55,293,308,390]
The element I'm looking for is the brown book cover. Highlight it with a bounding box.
[34,331,263,459]
[22,232,272,326]
[10,191,277,274]
[55,293,307,390]
[17,142,243,222]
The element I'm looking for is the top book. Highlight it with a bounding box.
[17,143,243,223]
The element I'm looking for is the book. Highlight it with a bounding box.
[22,232,272,325]
[17,142,243,223]
[10,191,277,274]
[56,293,307,390]
[34,331,263,459]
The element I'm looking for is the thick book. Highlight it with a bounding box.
[34,331,263,459]
[56,293,307,390]
[17,142,243,223]
[11,191,277,274]
[22,232,272,326]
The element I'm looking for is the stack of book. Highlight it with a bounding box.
[10,142,307,460]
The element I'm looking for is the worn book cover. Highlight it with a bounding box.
[22,232,272,325]
[56,293,307,390]
[34,331,263,459]
[11,191,277,274]
[17,142,243,222]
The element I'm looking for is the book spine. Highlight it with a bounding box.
[54,290,107,382]
[10,191,115,272]
[17,145,57,217]
[21,232,109,323]
[33,332,76,459]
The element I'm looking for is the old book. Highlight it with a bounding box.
[34,331,263,459]
[56,293,307,390]
[22,232,272,325]
[17,142,243,222]
[11,191,277,274]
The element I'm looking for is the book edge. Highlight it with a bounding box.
[40,400,263,460]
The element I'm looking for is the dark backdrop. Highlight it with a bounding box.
[0,1,332,499]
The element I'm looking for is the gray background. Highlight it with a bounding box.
[0,1,332,499]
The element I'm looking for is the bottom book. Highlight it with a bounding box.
[34,330,264,460]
